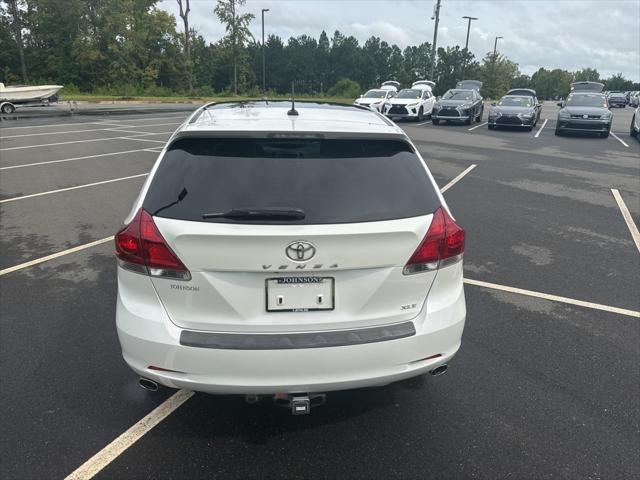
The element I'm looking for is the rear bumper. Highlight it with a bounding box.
[116,264,466,395]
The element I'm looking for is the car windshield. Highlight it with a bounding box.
[498,96,533,107]
[609,93,625,98]
[566,94,607,107]
[396,89,422,99]
[144,138,441,225]
[442,90,472,101]
[363,90,386,99]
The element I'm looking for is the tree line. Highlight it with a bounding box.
[2,0,638,99]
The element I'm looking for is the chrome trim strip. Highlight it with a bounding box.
[180,321,416,350]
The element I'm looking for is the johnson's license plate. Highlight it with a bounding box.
[266,277,334,312]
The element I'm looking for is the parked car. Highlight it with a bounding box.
[384,80,436,121]
[629,91,640,107]
[571,81,605,92]
[631,106,640,141]
[354,88,397,112]
[607,92,627,108]
[115,100,466,414]
[488,92,541,131]
[431,80,484,125]
[555,90,612,137]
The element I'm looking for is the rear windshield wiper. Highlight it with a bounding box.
[202,207,306,221]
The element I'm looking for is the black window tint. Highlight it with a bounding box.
[143,138,440,225]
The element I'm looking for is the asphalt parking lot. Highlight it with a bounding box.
[1,102,639,479]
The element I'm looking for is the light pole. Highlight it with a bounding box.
[493,36,503,56]
[461,15,478,81]
[429,0,442,81]
[261,8,269,96]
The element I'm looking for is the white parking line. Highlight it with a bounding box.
[610,132,629,148]
[464,278,640,318]
[0,236,114,276]
[0,148,157,171]
[468,122,487,131]
[441,164,477,193]
[534,118,548,138]
[0,122,180,139]
[0,173,148,204]
[415,121,432,126]
[64,389,194,480]
[0,131,172,151]
[611,189,640,253]
[121,137,168,144]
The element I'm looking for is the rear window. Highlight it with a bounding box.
[143,138,440,225]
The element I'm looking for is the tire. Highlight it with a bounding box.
[417,107,424,122]
[555,127,561,136]
[477,106,484,122]
[1,103,16,114]
[526,126,534,132]
[432,118,440,125]
[465,115,473,126]
[488,124,495,130]
[601,130,610,138]
[631,116,638,137]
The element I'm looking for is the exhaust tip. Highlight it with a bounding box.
[429,364,448,377]
[139,377,159,392]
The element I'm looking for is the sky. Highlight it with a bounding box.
[159,0,640,81]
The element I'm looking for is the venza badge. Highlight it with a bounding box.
[285,241,316,262]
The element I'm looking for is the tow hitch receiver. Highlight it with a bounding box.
[291,396,311,415]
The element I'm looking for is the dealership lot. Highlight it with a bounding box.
[1,103,638,479]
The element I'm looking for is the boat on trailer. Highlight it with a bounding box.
[0,82,64,113]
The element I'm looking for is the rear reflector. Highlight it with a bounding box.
[115,209,191,280]
[404,206,465,275]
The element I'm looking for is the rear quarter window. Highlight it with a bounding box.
[143,138,440,225]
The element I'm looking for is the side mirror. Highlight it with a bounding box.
[557,102,563,107]
[491,102,497,106]
[436,96,441,101]
[359,95,363,98]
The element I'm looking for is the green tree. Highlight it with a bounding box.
[479,52,518,99]
[214,0,254,94]
[574,67,600,82]
[4,0,29,82]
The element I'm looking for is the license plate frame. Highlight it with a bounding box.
[265,277,335,312]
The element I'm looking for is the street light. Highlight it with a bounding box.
[493,36,503,56]
[461,15,478,81]
[429,0,442,81]
[261,8,269,96]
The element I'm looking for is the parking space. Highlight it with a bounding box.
[1,106,639,479]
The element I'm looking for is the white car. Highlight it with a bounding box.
[631,106,640,141]
[353,88,396,112]
[384,80,436,121]
[115,101,466,414]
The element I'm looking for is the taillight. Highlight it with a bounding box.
[403,207,465,275]
[115,209,191,280]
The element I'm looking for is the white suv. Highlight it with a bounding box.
[115,101,466,409]
[384,80,436,121]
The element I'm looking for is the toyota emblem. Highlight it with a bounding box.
[285,241,316,262]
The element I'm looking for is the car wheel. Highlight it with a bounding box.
[432,118,440,125]
[418,107,424,122]
[477,107,484,122]
[555,126,561,136]
[488,124,495,130]
[601,130,610,138]
[1,103,16,114]
[631,116,638,137]
[465,115,473,126]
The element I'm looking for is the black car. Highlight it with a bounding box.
[607,92,627,108]
[432,80,484,125]
[555,90,612,137]
[488,89,542,131]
